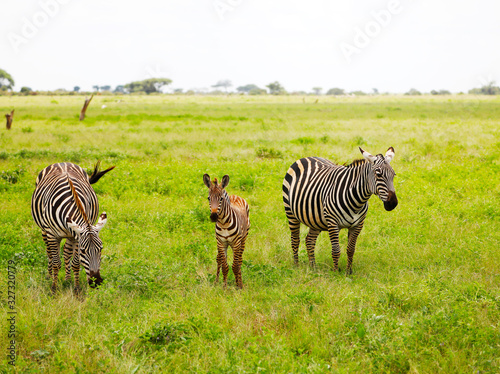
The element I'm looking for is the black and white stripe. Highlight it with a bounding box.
[31,162,114,292]
[282,147,397,274]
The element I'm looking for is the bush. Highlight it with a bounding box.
[255,147,283,158]
[249,88,267,95]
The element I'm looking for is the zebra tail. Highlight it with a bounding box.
[89,160,115,184]
[67,177,90,225]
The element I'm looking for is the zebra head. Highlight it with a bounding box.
[203,174,230,222]
[67,213,107,287]
[360,147,398,211]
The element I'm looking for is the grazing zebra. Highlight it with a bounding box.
[203,174,250,289]
[282,147,398,274]
[31,162,114,292]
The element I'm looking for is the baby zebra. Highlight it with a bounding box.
[203,174,250,289]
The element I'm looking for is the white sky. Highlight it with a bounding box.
[1,0,499,93]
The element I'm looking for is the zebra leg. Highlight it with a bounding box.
[346,224,364,275]
[287,218,301,264]
[215,236,224,283]
[42,231,52,279]
[216,237,230,287]
[45,233,62,293]
[326,221,341,272]
[63,239,76,281]
[232,236,246,289]
[71,250,81,293]
[305,228,321,269]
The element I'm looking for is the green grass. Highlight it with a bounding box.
[1,95,499,373]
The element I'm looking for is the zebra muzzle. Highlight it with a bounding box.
[383,191,398,211]
[210,212,218,222]
[88,271,103,288]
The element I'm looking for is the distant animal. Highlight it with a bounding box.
[5,109,14,130]
[282,147,398,274]
[203,174,250,288]
[31,161,114,292]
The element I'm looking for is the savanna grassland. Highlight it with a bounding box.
[0,94,499,373]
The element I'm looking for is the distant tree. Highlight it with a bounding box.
[350,90,367,96]
[92,85,100,92]
[468,81,500,95]
[326,88,345,95]
[100,85,111,92]
[372,88,379,95]
[20,86,32,95]
[431,89,451,95]
[174,88,183,94]
[249,88,267,95]
[73,86,80,92]
[114,85,125,94]
[0,69,14,91]
[237,84,259,93]
[266,81,286,95]
[124,78,172,94]
[212,80,232,93]
[312,87,322,95]
[405,88,421,95]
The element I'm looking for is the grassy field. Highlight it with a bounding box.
[0,94,499,373]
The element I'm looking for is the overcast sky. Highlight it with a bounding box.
[1,0,499,93]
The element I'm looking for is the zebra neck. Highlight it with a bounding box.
[349,163,374,206]
[217,193,232,225]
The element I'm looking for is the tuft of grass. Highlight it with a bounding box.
[255,147,283,158]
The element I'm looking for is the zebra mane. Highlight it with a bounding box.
[344,154,384,168]
[344,159,367,168]
[67,177,90,225]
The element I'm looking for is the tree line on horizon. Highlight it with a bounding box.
[1,68,500,96]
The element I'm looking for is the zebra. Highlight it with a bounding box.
[31,161,114,292]
[203,174,250,289]
[282,147,398,274]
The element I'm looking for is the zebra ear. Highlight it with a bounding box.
[385,147,395,163]
[203,174,212,188]
[221,175,230,189]
[67,218,83,235]
[359,147,377,163]
[95,212,107,233]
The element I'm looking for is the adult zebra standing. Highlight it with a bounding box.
[203,174,250,289]
[282,147,398,274]
[31,162,114,292]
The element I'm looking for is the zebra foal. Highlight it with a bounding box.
[31,162,114,292]
[282,147,398,274]
[203,174,250,289]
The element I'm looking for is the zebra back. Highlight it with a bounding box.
[31,163,99,238]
